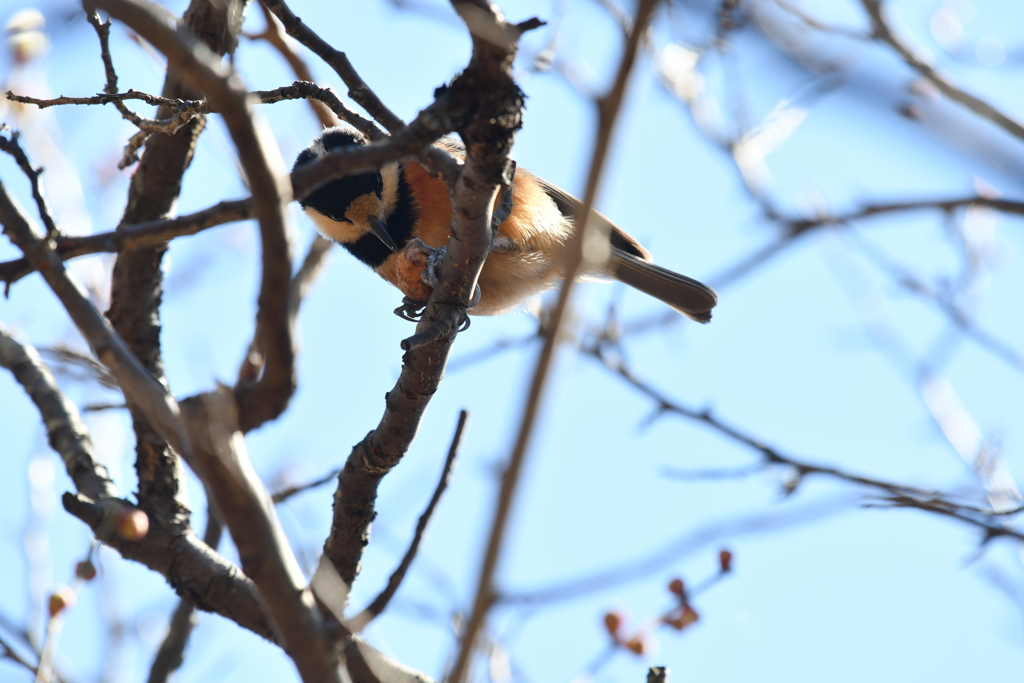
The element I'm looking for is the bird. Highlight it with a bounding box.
[293,126,718,322]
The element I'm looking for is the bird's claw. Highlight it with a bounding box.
[394,296,429,322]
[392,238,481,322]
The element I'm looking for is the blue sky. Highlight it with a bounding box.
[1,0,1023,681]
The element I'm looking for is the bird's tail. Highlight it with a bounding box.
[609,248,718,323]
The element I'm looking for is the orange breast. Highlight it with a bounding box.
[376,160,576,315]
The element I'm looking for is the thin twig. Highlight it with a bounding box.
[246,0,336,128]
[259,0,460,185]
[861,0,1024,143]
[270,467,342,504]
[260,0,403,134]
[772,0,867,40]
[0,631,38,676]
[449,1,660,680]
[500,497,852,605]
[350,410,468,631]
[707,194,1024,289]
[584,329,1024,543]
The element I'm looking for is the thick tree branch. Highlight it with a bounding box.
[179,388,342,683]
[349,410,467,632]
[91,0,296,435]
[62,492,275,638]
[102,0,243,548]
[145,511,223,683]
[322,0,536,595]
[0,147,193,465]
[0,324,116,501]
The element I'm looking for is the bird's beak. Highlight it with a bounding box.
[368,217,397,252]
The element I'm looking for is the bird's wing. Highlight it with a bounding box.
[533,177,653,262]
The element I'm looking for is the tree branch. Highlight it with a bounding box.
[449,1,658,680]
[321,0,538,596]
[179,388,342,683]
[349,410,468,631]
[145,512,223,683]
[861,0,1024,144]
[0,324,116,501]
[0,134,193,466]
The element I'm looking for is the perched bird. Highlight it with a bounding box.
[294,126,718,321]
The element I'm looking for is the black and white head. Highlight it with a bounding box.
[294,126,406,266]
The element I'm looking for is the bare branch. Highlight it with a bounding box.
[62,491,274,639]
[450,0,658,680]
[0,326,117,502]
[861,0,1024,143]
[259,0,460,185]
[246,0,337,128]
[772,0,867,40]
[146,512,223,683]
[179,388,342,683]
[584,328,1024,543]
[260,0,403,134]
[103,0,245,535]
[500,497,852,605]
[0,133,193,465]
[270,467,341,504]
[93,0,297,435]
[709,194,1024,289]
[350,410,468,631]
[0,631,38,677]
[321,0,537,593]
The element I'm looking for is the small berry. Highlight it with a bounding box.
[116,509,149,541]
[603,611,623,636]
[75,560,97,581]
[668,578,685,596]
[719,549,733,573]
[48,587,76,617]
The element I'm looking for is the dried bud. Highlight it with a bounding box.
[48,587,76,617]
[603,611,623,636]
[719,549,733,573]
[116,509,150,541]
[625,636,646,655]
[668,578,685,597]
[666,605,699,631]
[75,560,97,581]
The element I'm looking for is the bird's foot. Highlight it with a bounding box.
[394,296,429,322]
[392,238,481,333]
[394,238,437,303]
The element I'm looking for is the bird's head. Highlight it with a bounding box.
[294,126,400,253]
